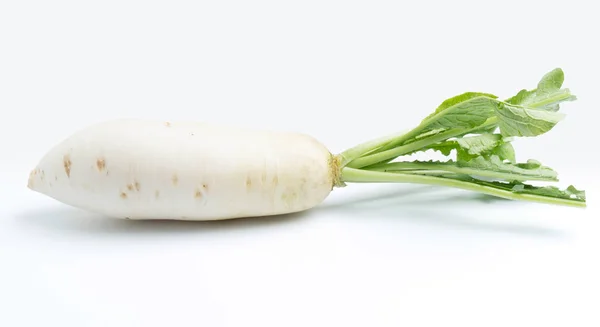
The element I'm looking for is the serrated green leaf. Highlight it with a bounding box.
[425,142,456,156]
[455,134,504,162]
[492,142,516,163]
[510,183,585,202]
[456,134,502,155]
[372,155,558,182]
[456,155,558,181]
[405,133,514,162]
[447,176,586,203]
[515,159,542,169]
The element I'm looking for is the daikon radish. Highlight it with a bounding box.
[28,119,340,220]
[28,68,586,220]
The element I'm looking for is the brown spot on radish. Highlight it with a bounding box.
[261,172,267,184]
[194,188,203,199]
[172,174,179,186]
[155,190,160,198]
[272,176,279,186]
[55,175,58,181]
[120,192,128,199]
[63,155,72,177]
[246,177,252,189]
[96,158,106,171]
[127,181,140,192]
[164,122,171,127]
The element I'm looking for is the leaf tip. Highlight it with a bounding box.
[538,67,565,91]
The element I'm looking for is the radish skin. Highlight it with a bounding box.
[28,119,339,220]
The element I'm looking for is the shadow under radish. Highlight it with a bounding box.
[13,204,312,236]
[317,185,568,238]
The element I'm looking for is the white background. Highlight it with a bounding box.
[1,1,598,326]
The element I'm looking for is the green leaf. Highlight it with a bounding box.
[455,134,515,162]
[457,123,498,136]
[444,175,586,204]
[528,89,575,112]
[340,68,585,207]
[505,68,575,112]
[433,92,498,114]
[506,89,536,106]
[515,159,542,169]
[405,133,515,162]
[372,69,573,156]
[372,95,501,158]
[537,68,564,95]
[421,96,498,133]
[485,181,586,203]
[424,142,456,156]
[456,155,558,181]
[495,102,565,137]
[492,142,516,163]
[456,134,503,156]
[512,184,586,202]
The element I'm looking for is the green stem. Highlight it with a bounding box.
[345,118,499,169]
[370,161,557,182]
[338,130,409,166]
[340,167,585,208]
[346,128,461,168]
[340,89,573,170]
[374,127,424,153]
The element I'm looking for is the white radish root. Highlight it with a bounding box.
[28,119,340,220]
